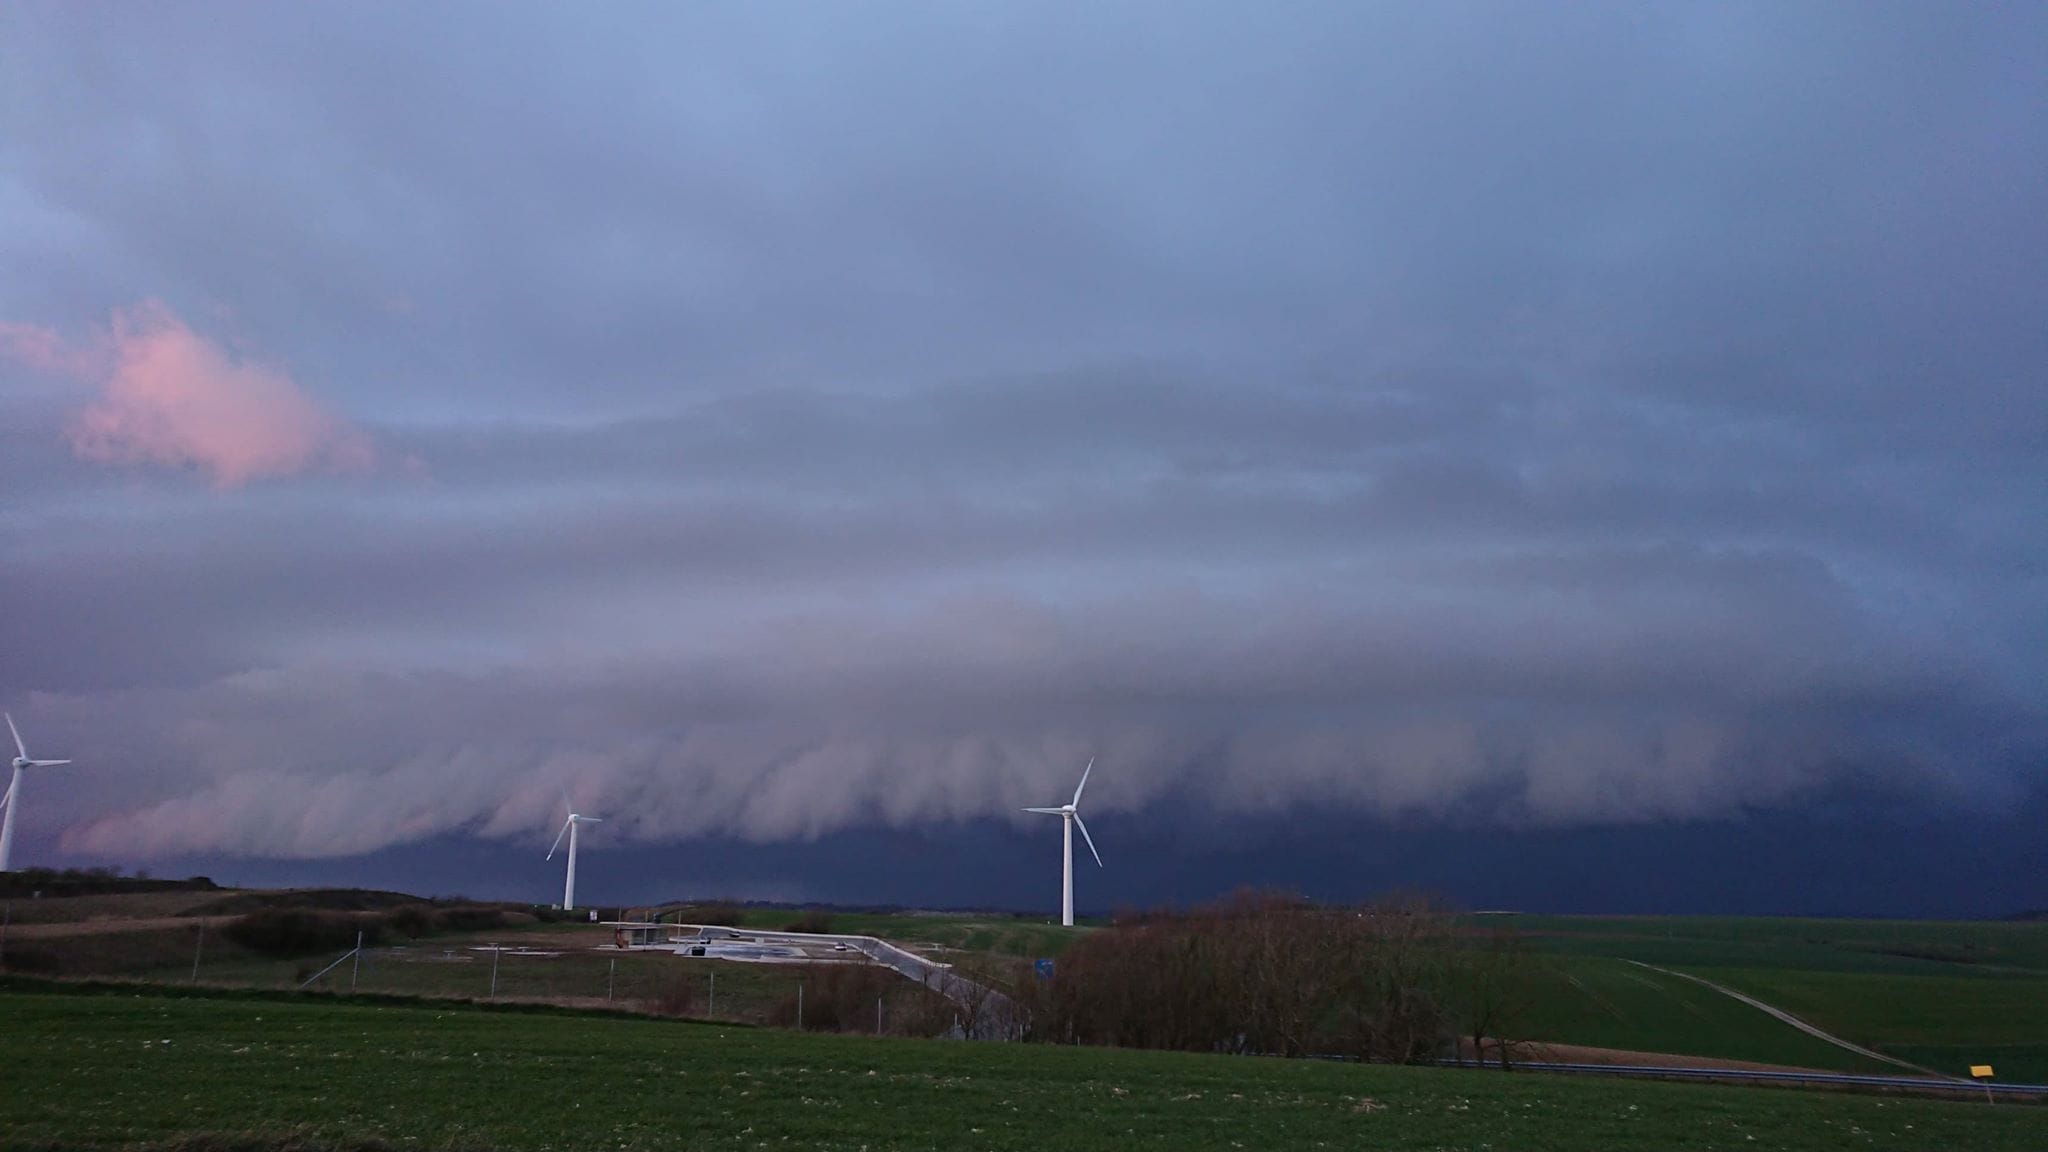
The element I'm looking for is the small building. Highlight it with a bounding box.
[604,921,670,949]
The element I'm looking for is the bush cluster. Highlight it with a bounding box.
[0,868,216,900]
[227,901,523,956]
[678,903,745,927]
[764,964,950,1035]
[1009,890,1535,1065]
[225,909,387,958]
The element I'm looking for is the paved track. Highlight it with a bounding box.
[678,924,1017,1037]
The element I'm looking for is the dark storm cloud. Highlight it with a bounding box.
[0,2,2043,865]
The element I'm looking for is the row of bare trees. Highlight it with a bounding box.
[999,890,1537,1065]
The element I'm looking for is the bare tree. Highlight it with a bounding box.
[1452,925,1538,1069]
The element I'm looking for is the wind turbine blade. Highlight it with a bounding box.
[1022,807,1064,814]
[546,817,573,860]
[0,779,13,812]
[562,790,575,818]
[30,759,70,768]
[1071,758,1094,807]
[579,816,603,824]
[1074,813,1103,868]
[6,713,24,760]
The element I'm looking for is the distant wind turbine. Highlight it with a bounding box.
[1024,758,1101,927]
[2,713,72,873]
[546,796,602,912]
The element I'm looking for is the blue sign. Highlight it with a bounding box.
[1034,958,1055,980]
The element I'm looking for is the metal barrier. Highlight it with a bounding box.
[1440,1058,2048,1098]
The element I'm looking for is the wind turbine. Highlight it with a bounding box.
[546,797,602,912]
[2,713,72,873]
[1024,758,1101,927]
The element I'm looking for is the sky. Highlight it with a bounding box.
[2,3,2044,917]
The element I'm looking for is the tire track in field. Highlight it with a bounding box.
[1624,960,1960,1080]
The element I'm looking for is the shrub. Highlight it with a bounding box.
[434,905,513,933]
[649,980,696,1018]
[226,908,386,958]
[388,906,435,939]
[0,946,62,974]
[681,903,745,927]
[765,964,901,1033]
[1026,889,1488,1063]
[783,911,834,934]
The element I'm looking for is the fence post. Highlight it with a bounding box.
[708,971,716,1018]
[876,996,883,1035]
[797,983,804,1031]
[490,945,500,998]
[350,931,362,992]
[608,958,616,1002]
[191,920,205,983]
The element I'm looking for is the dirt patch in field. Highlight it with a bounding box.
[5,915,238,940]
[0,891,229,924]
[1499,1039,1834,1074]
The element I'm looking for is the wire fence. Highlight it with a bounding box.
[189,936,963,1036]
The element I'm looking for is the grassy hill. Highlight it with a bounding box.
[2,985,2038,1152]
[1506,914,2048,974]
[1506,915,2048,1082]
[10,888,2046,1087]
[1514,955,1900,1073]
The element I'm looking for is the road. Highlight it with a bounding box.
[676,924,1018,1038]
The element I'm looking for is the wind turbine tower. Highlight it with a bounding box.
[2,713,72,873]
[1025,758,1102,927]
[546,799,602,912]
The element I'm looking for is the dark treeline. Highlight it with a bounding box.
[1008,890,1537,1066]
[0,868,217,900]
[225,898,567,958]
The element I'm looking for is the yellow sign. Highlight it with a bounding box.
[1970,1065,1994,1078]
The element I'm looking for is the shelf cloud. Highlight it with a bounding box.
[0,3,2042,890]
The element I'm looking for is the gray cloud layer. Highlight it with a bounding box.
[0,3,2042,862]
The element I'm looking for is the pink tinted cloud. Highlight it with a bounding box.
[0,320,109,379]
[2,302,374,487]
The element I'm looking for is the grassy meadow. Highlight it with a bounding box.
[10,888,2047,1094]
[2,984,2039,1152]
[1512,954,1901,1073]
[1505,915,2048,1082]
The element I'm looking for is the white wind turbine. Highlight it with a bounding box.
[546,796,602,912]
[1024,758,1101,927]
[3,713,72,873]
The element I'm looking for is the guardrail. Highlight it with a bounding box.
[1443,1059,2048,1098]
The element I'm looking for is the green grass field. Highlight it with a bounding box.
[2,985,2038,1152]
[14,891,2047,1091]
[151,945,812,1020]
[1689,967,2048,1084]
[1513,955,1899,1072]
[1498,915,2048,1083]
[1506,914,2048,975]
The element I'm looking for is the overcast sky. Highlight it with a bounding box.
[2,3,2042,913]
